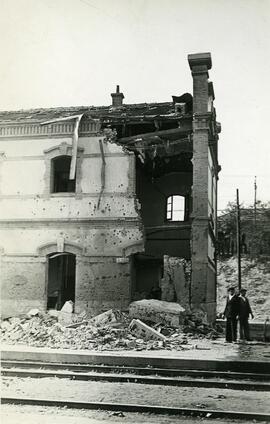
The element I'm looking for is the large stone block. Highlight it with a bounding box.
[129,299,185,327]
[129,319,167,341]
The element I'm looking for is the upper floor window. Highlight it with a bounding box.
[166,195,185,221]
[51,156,75,193]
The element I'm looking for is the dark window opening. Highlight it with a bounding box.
[166,195,185,221]
[52,156,75,193]
[47,252,76,310]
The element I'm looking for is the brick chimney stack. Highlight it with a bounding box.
[188,52,217,322]
[111,85,124,107]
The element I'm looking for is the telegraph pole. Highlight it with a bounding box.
[252,176,257,258]
[254,176,257,231]
[236,189,241,291]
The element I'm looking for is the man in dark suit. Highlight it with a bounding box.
[238,288,254,341]
[223,287,239,342]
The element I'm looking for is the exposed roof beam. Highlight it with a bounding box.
[41,114,84,180]
[119,127,192,144]
[40,114,85,125]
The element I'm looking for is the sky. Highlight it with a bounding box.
[0,0,269,211]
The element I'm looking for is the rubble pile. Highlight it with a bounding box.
[182,311,221,339]
[1,303,222,351]
[129,299,186,327]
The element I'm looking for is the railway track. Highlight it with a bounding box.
[2,358,270,421]
[2,360,270,391]
[2,397,270,421]
[2,359,270,379]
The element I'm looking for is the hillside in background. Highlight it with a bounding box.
[217,202,270,257]
[217,256,270,320]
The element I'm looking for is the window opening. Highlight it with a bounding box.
[166,195,185,221]
[52,156,75,193]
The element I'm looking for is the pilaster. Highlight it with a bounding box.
[188,52,216,322]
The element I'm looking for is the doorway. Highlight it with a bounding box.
[131,253,163,300]
[47,252,76,310]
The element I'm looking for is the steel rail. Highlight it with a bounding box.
[2,397,270,421]
[2,360,270,381]
[2,368,270,391]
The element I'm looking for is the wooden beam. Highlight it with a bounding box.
[119,127,192,144]
[97,139,106,209]
[69,114,83,179]
[41,113,84,180]
[41,115,84,125]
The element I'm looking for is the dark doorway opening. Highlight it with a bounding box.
[47,252,76,310]
[131,253,163,301]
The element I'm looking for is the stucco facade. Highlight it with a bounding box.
[0,53,221,322]
[0,124,143,317]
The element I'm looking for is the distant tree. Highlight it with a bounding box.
[218,201,270,257]
[218,201,238,234]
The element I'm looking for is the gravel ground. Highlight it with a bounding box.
[3,338,270,361]
[2,405,269,424]
[2,377,270,413]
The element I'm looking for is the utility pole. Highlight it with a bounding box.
[252,176,257,258]
[254,176,257,231]
[236,189,241,291]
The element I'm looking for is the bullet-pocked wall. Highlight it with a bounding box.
[0,121,143,318]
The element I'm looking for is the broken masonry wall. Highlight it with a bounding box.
[136,169,192,259]
[75,257,131,315]
[0,129,144,318]
[161,255,190,308]
[1,256,47,317]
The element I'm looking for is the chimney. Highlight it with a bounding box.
[188,52,212,113]
[111,85,124,107]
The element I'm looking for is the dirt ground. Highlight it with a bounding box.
[2,405,269,424]
[2,377,270,414]
[2,404,269,424]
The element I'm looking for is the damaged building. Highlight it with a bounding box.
[0,53,221,322]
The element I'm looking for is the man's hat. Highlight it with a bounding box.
[240,288,247,293]
[228,286,235,291]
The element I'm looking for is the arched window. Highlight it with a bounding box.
[166,195,185,221]
[51,156,75,193]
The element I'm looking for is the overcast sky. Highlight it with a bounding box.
[0,0,269,211]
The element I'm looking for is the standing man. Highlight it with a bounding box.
[238,288,254,341]
[223,287,239,342]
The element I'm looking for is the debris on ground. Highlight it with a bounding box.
[65,320,88,329]
[58,301,74,326]
[109,412,125,417]
[27,308,40,317]
[129,299,185,327]
[129,319,167,342]
[89,309,118,327]
[1,303,222,351]
[61,301,74,313]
